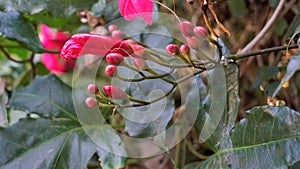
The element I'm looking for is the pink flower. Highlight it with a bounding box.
[39,24,74,73]
[61,33,134,60]
[118,0,154,25]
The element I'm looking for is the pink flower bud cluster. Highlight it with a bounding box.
[60,27,148,78]
[179,21,208,49]
[85,83,127,108]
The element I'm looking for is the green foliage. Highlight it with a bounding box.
[0,11,49,53]
[1,74,127,169]
[185,106,300,169]
[0,0,300,168]
[0,0,97,17]
[9,74,77,120]
[124,76,175,137]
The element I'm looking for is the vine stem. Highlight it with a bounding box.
[153,0,181,23]
[227,44,298,60]
[0,46,29,63]
[29,53,36,79]
[240,0,286,53]
[186,140,209,160]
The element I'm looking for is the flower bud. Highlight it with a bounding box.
[112,30,126,39]
[61,33,121,59]
[186,36,198,49]
[193,26,208,37]
[87,84,99,94]
[103,85,127,99]
[132,57,147,69]
[124,39,136,44]
[106,53,124,65]
[108,24,118,33]
[131,44,145,58]
[166,44,179,55]
[180,44,190,54]
[105,65,117,77]
[108,41,134,57]
[179,21,195,37]
[85,97,97,108]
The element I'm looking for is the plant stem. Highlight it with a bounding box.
[174,125,183,169]
[29,53,36,79]
[240,0,286,53]
[227,44,298,60]
[186,140,209,160]
[0,46,30,63]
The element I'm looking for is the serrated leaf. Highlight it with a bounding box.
[0,12,49,53]
[272,43,300,97]
[0,0,97,18]
[194,106,300,169]
[0,118,127,169]
[9,74,77,121]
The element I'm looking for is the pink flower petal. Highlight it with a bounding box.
[61,33,135,59]
[39,24,72,73]
[119,0,154,25]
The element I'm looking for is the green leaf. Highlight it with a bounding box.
[123,74,175,137]
[4,74,127,169]
[0,118,127,169]
[196,106,300,168]
[0,0,97,18]
[274,18,288,36]
[272,41,300,97]
[9,74,77,121]
[201,63,227,151]
[197,38,239,152]
[0,12,48,53]
[91,0,107,17]
[183,161,202,169]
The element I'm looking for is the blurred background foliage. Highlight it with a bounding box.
[0,0,300,168]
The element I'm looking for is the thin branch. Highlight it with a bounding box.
[186,140,209,160]
[28,53,36,79]
[227,44,298,60]
[0,47,29,63]
[240,0,286,53]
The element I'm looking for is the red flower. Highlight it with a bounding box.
[39,24,74,73]
[61,33,135,60]
[118,0,154,25]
